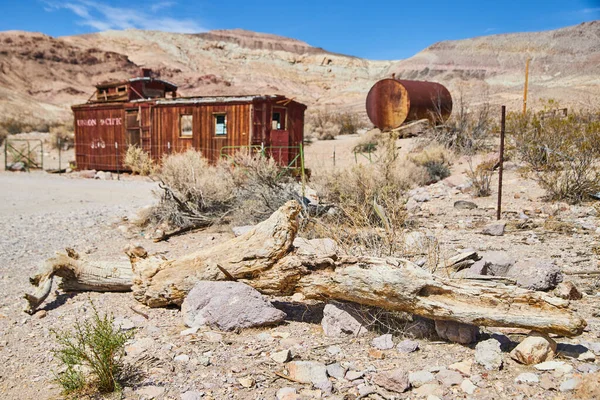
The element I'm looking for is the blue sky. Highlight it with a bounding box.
[0,0,598,59]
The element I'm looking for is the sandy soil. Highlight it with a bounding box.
[1,136,600,399]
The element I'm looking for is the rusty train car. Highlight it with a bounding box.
[72,70,307,171]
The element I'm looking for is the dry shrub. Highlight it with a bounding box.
[409,144,452,184]
[509,102,600,203]
[426,93,494,155]
[306,138,417,257]
[123,145,154,176]
[466,158,495,197]
[50,124,74,150]
[147,150,235,229]
[305,110,367,140]
[143,149,298,229]
[353,129,384,153]
[0,126,6,147]
[227,151,298,225]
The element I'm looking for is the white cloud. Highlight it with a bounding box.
[44,0,204,33]
[581,7,600,14]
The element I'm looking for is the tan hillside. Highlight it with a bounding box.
[0,21,598,125]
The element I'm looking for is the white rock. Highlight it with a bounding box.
[515,373,539,384]
[409,370,435,388]
[461,379,476,395]
[271,349,291,364]
[475,339,503,370]
[559,378,580,392]
[372,334,394,350]
[174,354,190,363]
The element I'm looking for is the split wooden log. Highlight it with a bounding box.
[130,201,586,337]
[25,201,587,336]
[24,248,133,314]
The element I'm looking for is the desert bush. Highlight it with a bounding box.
[0,126,6,147]
[143,150,298,229]
[52,305,133,395]
[509,103,600,203]
[353,129,384,153]
[124,145,154,176]
[466,158,495,197]
[50,124,74,150]
[427,93,494,155]
[409,144,452,184]
[305,110,367,140]
[306,137,421,257]
[0,119,28,135]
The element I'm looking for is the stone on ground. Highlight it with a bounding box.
[326,363,346,380]
[448,360,472,376]
[286,361,328,385]
[460,379,477,395]
[276,387,298,400]
[482,221,506,236]
[515,373,539,384]
[181,281,286,331]
[510,332,557,365]
[409,370,435,388]
[397,339,419,353]
[454,200,478,210]
[413,383,443,397]
[321,302,368,337]
[435,320,479,344]
[372,368,410,393]
[475,339,503,370]
[506,260,563,291]
[479,251,516,276]
[554,281,583,300]
[436,369,463,386]
[372,334,394,350]
[559,377,581,392]
[271,349,291,364]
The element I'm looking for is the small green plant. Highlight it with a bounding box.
[52,305,133,395]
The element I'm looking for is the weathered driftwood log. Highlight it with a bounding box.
[26,201,587,336]
[130,201,586,337]
[24,248,133,314]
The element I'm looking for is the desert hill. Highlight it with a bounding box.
[0,21,598,125]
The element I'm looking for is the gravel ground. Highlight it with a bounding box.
[0,152,599,400]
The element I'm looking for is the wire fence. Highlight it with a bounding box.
[3,139,376,174]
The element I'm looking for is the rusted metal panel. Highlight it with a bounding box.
[366,79,452,131]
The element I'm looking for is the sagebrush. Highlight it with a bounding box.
[52,305,133,395]
[466,158,495,197]
[509,102,600,203]
[124,145,155,176]
[304,110,367,140]
[142,150,298,229]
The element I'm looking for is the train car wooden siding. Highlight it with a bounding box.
[72,71,306,171]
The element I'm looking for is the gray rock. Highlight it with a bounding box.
[436,369,463,386]
[454,200,478,210]
[357,384,376,397]
[435,320,479,344]
[559,378,580,392]
[271,349,291,364]
[554,281,583,300]
[506,260,563,291]
[345,370,365,381]
[397,339,419,353]
[577,363,600,374]
[460,379,476,395]
[479,251,516,276]
[372,368,410,393]
[327,345,342,355]
[314,379,333,394]
[321,302,367,337]
[232,225,255,236]
[326,362,346,380]
[475,339,503,370]
[408,370,435,388]
[181,391,204,400]
[287,361,328,385]
[174,354,190,363]
[181,281,286,331]
[372,334,394,350]
[8,162,25,171]
[412,192,431,203]
[557,343,590,359]
[515,373,539,384]
[482,222,506,236]
[405,316,437,339]
[294,237,338,257]
[582,341,600,355]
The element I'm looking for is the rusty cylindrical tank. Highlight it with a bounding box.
[366,79,453,131]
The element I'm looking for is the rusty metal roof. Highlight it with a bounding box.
[96,77,177,90]
[153,94,281,105]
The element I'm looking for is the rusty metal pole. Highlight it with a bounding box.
[497,106,506,221]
